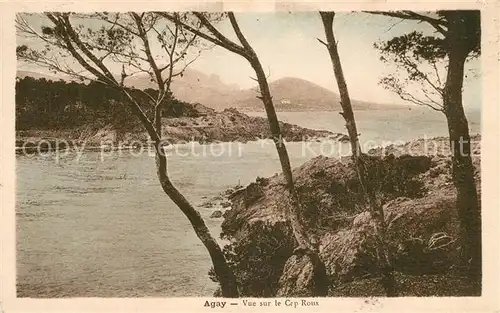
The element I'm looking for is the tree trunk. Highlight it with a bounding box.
[320,11,397,297]
[153,141,239,297]
[245,52,330,296]
[161,12,329,296]
[443,14,481,293]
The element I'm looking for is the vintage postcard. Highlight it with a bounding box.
[1,0,499,312]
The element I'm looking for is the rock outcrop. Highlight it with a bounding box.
[216,135,481,297]
[159,108,335,144]
[16,107,340,152]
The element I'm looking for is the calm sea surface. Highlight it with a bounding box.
[16,108,481,297]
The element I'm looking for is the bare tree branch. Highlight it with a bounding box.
[99,12,140,36]
[365,11,448,36]
[196,12,248,56]
[158,12,247,57]
[400,55,443,95]
[131,12,165,133]
[45,14,113,85]
[316,37,328,47]
[432,60,442,86]
[227,13,252,51]
[60,14,119,85]
[40,13,162,140]
[383,78,444,111]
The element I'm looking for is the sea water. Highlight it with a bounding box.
[16,108,481,297]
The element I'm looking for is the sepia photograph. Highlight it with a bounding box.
[5,6,494,306]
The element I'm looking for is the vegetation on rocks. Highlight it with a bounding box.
[210,221,295,297]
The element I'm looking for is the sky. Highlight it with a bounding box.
[17,12,481,108]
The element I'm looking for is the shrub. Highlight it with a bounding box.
[209,221,296,297]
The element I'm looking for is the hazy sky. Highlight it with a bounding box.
[18,12,481,107]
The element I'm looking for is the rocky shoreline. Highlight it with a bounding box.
[16,108,343,154]
[201,134,481,297]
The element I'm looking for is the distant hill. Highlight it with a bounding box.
[226,77,403,111]
[124,68,241,108]
[124,73,405,111]
[17,69,406,111]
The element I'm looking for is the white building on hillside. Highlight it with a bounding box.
[280,99,291,105]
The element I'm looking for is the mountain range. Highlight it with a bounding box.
[17,69,405,111]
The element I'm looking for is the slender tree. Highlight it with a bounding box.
[369,11,481,290]
[318,11,398,297]
[159,12,330,296]
[16,12,239,297]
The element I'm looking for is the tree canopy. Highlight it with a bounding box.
[372,10,480,111]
